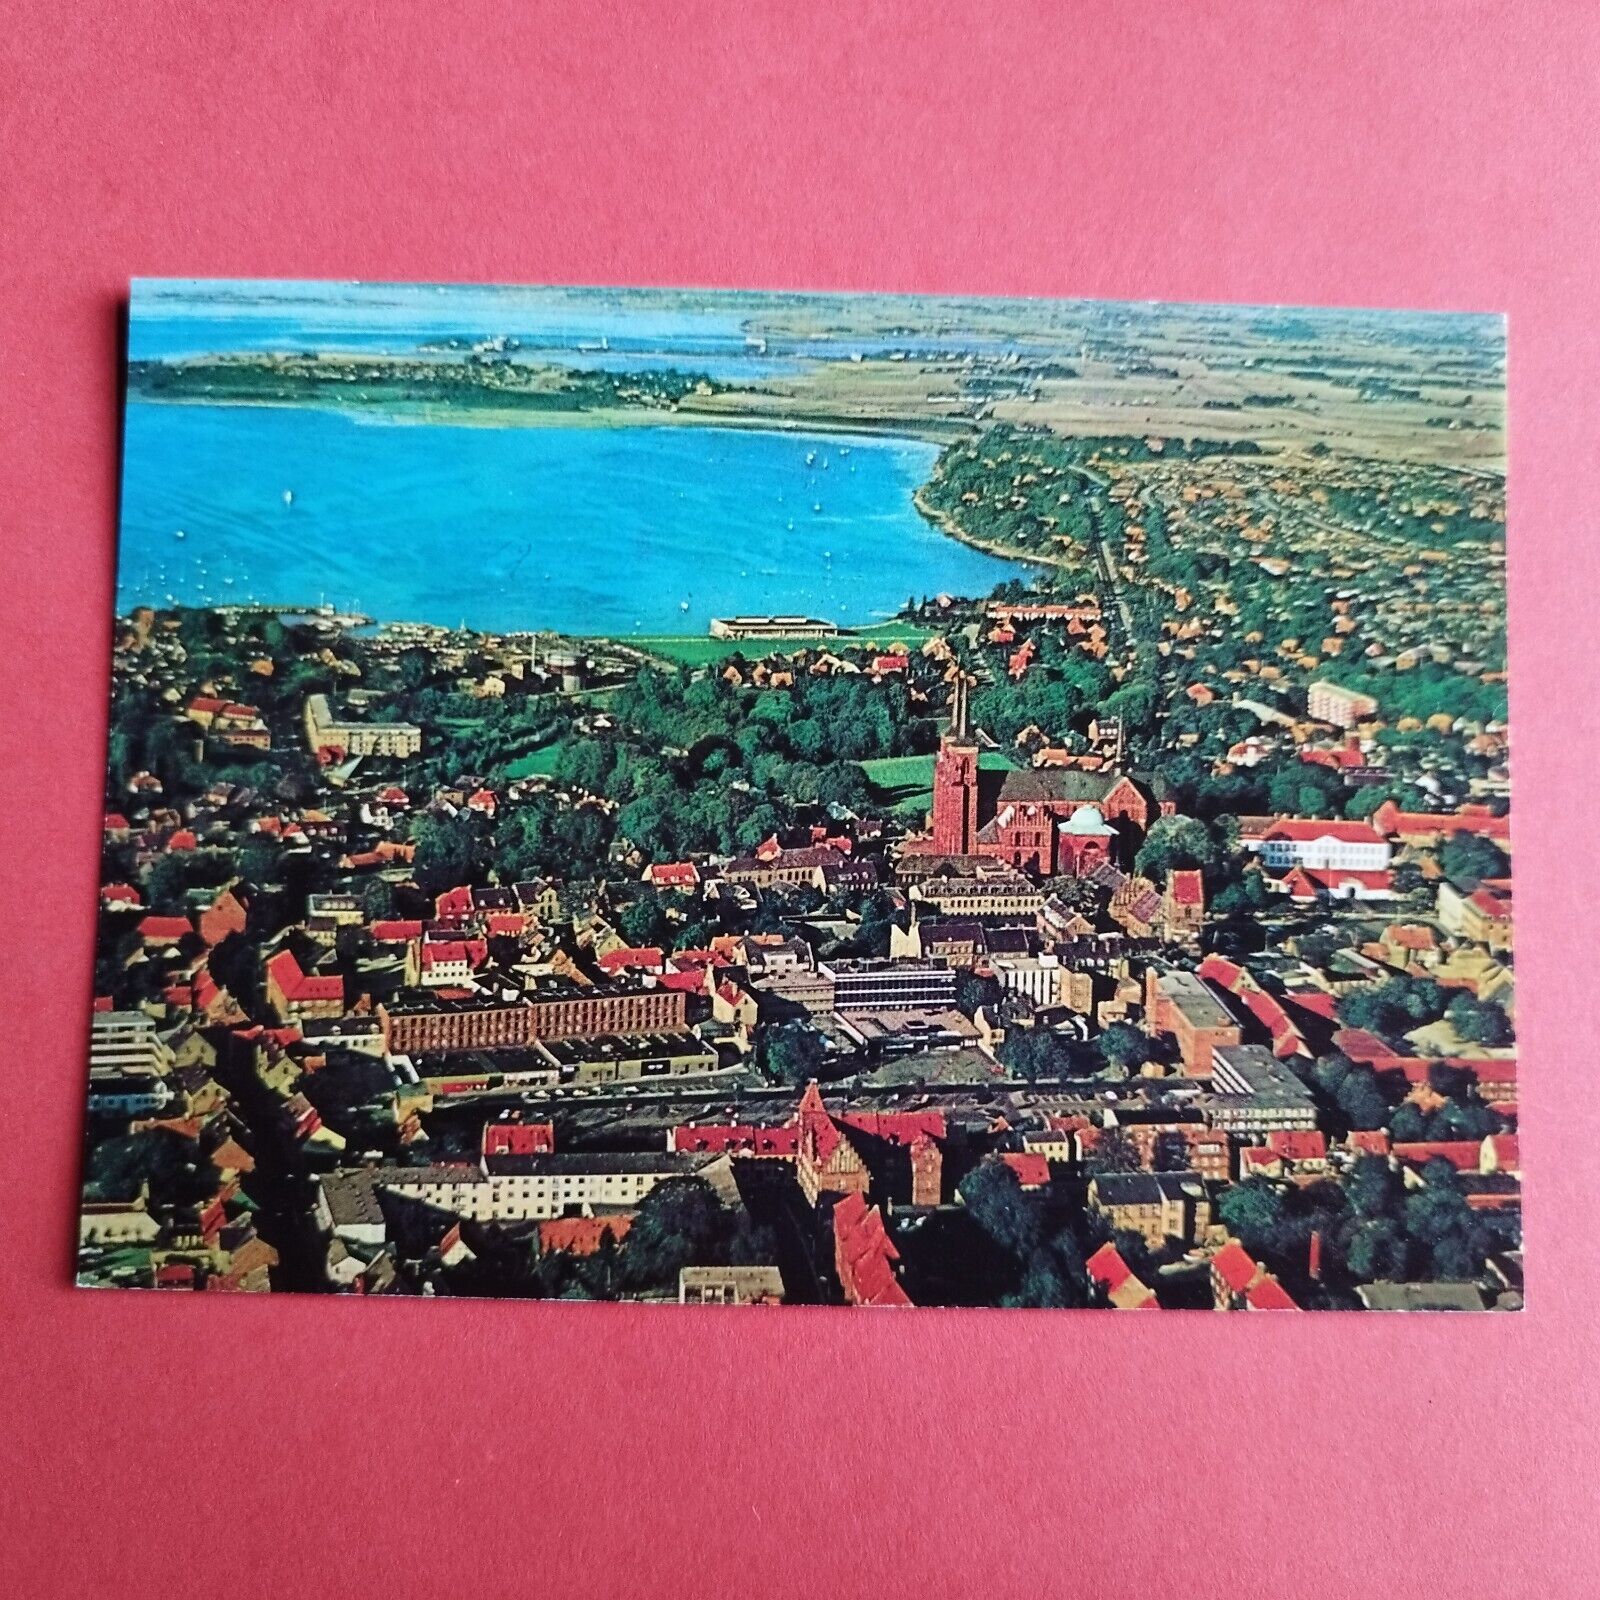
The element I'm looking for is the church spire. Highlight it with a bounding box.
[949,672,970,740]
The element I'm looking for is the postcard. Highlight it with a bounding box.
[82,281,1514,1309]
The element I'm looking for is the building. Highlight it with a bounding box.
[679,1266,785,1305]
[990,952,1067,1008]
[1161,870,1205,941]
[1203,1044,1319,1135]
[928,678,1170,873]
[832,1009,979,1056]
[529,1029,717,1085]
[379,992,535,1053]
[1088,1171,1211,1249]
[1144,968,1243,1074]
[832,1192,912,1307]
[303,692,421,760]
[377,980,687,1054]
[820,958,956,1013]
[1437,879,1514,951]
[367,1151,736,1224]
[89,1010,173,1078]
[1307,681,1378,727]
[526,979,688,1041]
[908,869,1042,919]
[1370,800,1511,850]
[1255,820,1391,873]
[265,947,344,1022]
[708,615,842,640]
[1085,1242,1159,1309]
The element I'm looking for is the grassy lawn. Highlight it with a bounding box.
[503,744,563,779]
[844,620,941,647]
[858,748,1017,811]
[598,635,755,667]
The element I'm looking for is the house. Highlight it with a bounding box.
[832,1192,912,1307]
[1370,800,1511,849]
[679,1265,785,1305]
[1088,1171,1211,1248]
[1161,869,1205,941]
[1085,1242,1159,1308]
[1144,967,1242,1074]
[1437,879,1513,951]
[264,947,344,1022]
[642,861,701,890]
[1209,1239,1300,1310]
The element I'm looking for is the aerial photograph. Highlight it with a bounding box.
[81,280,1516,1310]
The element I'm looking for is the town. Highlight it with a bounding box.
[82,398,1517,1311]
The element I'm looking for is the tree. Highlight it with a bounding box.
[614,892,672,949]
[1437,830,1510,886]
[955,972,1002,1017]
[84,1128,216,1206]
[1446,992,1513,1048]
[958,1159,1041,1257]
[1403,1166,1487,1280]
[410,812,488,895]
[1335,1065,1390,1131]
[620,1177,726,1290]
[998,1027,1071,1083]
[1134,815,1218,879]
[1084,1125,1142,1176]
[1217,1179,1289,1257]
[763,1023,826,1087]
[1388,1102,1428,1142]
[1097,1021,1150,1074]
[1346,1217,1408,1280]
[1346,1152,1401,1220]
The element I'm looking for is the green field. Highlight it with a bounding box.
[858,748,1018,812]
[503,744,563,779]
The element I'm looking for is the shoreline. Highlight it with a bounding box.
[124,386,974,447]
[910,480,1067,573]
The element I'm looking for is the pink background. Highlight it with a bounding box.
[3,3,1597,1595]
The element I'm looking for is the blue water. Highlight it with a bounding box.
[116,402,1016,637]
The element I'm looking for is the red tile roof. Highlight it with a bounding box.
[1392,1141,1481,1172]
[482,1122,555,1158]
[1245,1276,1300,1311]
[266,948,343,1003]
[1266,1129,1327,1162]
[597,946,664,974]
[833,1192,911,1308]
[138,914,192,943]
[371,919,424,942]
[1000,1152,1051,1188]
[537,1216,632,1256]
[671,1123,799,1157]
[1169,869,1204,906]
[1265,819,1385,845]
[1212,1241,1260,1295]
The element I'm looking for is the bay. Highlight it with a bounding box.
[116,401,1017,638]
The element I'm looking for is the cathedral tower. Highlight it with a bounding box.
[931,675,980,855]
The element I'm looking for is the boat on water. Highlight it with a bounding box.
[282,489,294,507]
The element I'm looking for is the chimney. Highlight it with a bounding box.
[1308,1228,1323,1281]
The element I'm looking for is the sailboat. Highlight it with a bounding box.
[282,489,294,507]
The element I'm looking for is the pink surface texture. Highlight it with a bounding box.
[2,4,1597,1596]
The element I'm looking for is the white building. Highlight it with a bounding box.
[1255,820,1391,873]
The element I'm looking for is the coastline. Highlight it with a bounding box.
[910,480,1066,573]
[124,386,975,447]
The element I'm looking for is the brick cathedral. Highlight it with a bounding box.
[929,676,1173,876]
